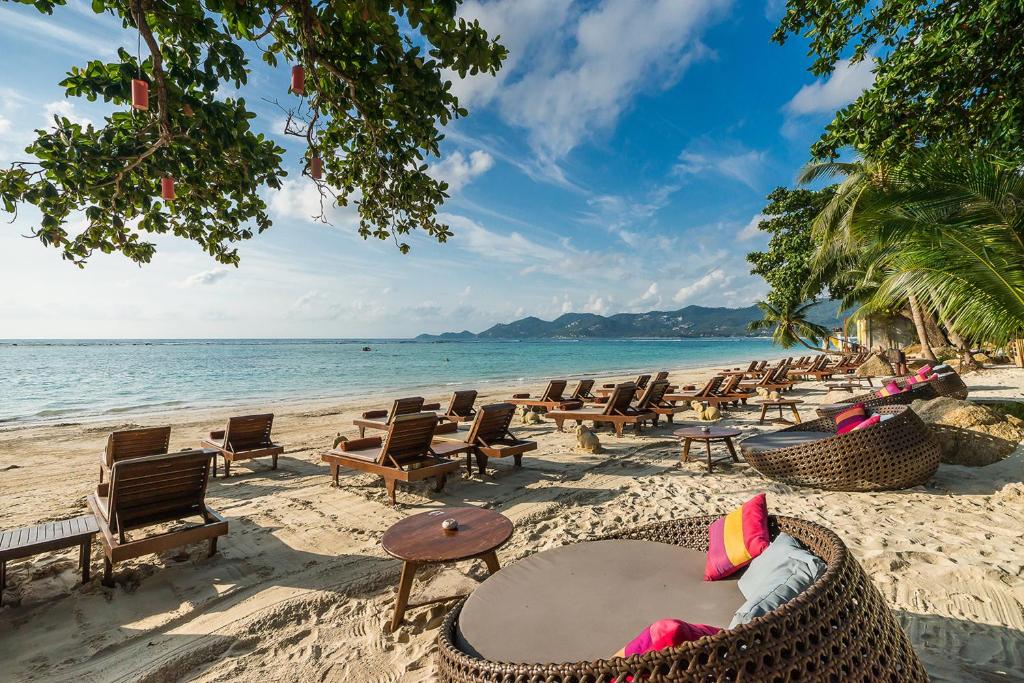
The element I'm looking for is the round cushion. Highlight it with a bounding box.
[739,431,833,453]
[454,539,744,665]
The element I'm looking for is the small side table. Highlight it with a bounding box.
[381,507,512,632]
[1,515,99,603]
[673,427,742,473]
[757,399,804,425]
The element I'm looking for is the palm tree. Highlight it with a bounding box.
[747,299,833,351]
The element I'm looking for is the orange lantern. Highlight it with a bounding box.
[310,156,323,179]
[161,176,175,200]
[291,65,305,96]
[131,79,149,110]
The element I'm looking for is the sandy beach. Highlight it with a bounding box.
[1,363,1022,682]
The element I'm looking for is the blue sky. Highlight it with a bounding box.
[0,0,874,338]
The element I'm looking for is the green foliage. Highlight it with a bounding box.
[746,299,832,350]
[746,186,840,309]
[804,150,1024,345]
[0,0,506,265]
[773,0,1024,162]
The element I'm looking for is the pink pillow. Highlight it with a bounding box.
[905,375,918,385]
[916,365,932,379]
[615,619,721,658]
[876,381,902,397]
[851,414,881,431]
[834,403,867,434]
[705,493,771,581]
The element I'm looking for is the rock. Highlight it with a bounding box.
[690,401,720,421]
[574,424,603,453]
[856,354,894,377]
[973,353,992,364]
[909,397,1023,466]
[521,410,542,425]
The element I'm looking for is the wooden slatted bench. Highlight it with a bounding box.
[0,515,99,603]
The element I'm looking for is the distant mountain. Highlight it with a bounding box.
[415,302,845,341]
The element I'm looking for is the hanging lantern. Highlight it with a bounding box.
[310,156,323,180]
[131,79,149,111]
[161,176,175,200]
[290,65,305,96]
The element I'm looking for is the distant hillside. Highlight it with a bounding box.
[416,302,845,341]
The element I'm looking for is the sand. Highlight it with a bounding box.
[1,363,1022,682]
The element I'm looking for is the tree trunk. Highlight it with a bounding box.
[907,294,937,361]
[942,319,966,349]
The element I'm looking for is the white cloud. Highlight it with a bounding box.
[784,58,875,116]
[737,213,766,241]
[674,144,767,191]
[0,6,115,57]
[268,178,360,229]
[43,100,93,128]
[0,115,10,135]
[453,0,730,159]
[673,268,731,304]
[442,212,566,265]
[582,294,612,315]
[180,268,230,287]
[429,150,494,193]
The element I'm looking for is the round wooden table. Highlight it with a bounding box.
[673,426,742,473]
[381,507,512,631]
[756,399,804,425]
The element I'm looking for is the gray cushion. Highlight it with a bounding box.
[739,431,833,453]
[729,533,825,628]
[455,539,744,664]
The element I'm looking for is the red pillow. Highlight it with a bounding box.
[704,493,771,580]
[615,619,721,658]
[851,414,881,431]
[834,403,867,434]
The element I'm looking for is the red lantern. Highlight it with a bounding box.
[291,65,305,96]
[131,79,149,111]
[310,156,322,180]
[161,176,175,200]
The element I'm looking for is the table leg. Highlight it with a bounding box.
[758,404,768,424]
[681,438,692,464]
[81,537,91,584]
[725,438,740,463]
[791,405,802,424]
[481,551,501,575]
[705,439,713,473]
[390,560,419,632]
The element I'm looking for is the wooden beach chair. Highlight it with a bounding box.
[701,375,754,408]
[546,383,656,436]
[201,413,284,477]
[665,375,723,403]
[507,380,578,411]
[322,413,469,505]
[424,390,478,424]
[99,426,171,483]
[567,379,597,403]
[353,396,425,437]
[433,403,538,475]
[86,449,228,586]
[740,364,795,393]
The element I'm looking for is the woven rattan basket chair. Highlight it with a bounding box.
[741,405,939,491]
[816,382,938,418]
[890,371,969,400]
[436,514,927,682]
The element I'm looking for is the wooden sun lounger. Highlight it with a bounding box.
[567,379,597,403]
[353,396,426,437]
[86,449,228,585]
[740,365,795,393]
[665,375,723,403]
[423,390,478,424]
[507,380,580,411]
[546,383,656,436]
[201,413,284,477]
[322,413,469,505]
[100,425,171,483]
[433,403,538,475]
[701,374,754,408]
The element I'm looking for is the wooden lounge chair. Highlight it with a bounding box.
[665,375,723,403]
[702,375,754,408]
[353,396,426,437]
[601,374,651,391]
[507,380,579,411]
[631,380,681,426]
[423,390,478,424]
[434,403,538,475]
[322,413,469,505]
[567,379,596,403]
[546,383,656,436]
[86,450,228,585]
[100,425,171,483]
[202,413,284,477]
[740,364,795,393]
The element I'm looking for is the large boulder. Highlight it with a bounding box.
[855,354,894,377]
[909,397,1024,466]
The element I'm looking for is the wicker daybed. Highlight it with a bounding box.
[740,405,939,491]
[436,514,927,682]
[890,370,969,400]
[816,381,938,418]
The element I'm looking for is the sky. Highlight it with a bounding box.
[0,0,875,339]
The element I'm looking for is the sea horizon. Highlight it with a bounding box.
[1,337,787,426]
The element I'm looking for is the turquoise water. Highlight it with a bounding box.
[0,338,785,425]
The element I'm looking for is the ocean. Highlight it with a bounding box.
[0,338,785,425]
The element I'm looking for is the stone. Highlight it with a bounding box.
[574,424,603,453]
[973,353,993,364]
[856,354,894,377]
[909,397,1023,466]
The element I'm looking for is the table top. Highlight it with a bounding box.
[381,507,513,563]
[1,515,99,556]
[756,398,804,406]
[673,426,742,439]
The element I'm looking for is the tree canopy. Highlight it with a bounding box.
[773,0,1024,162]
[0,0,506,265]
